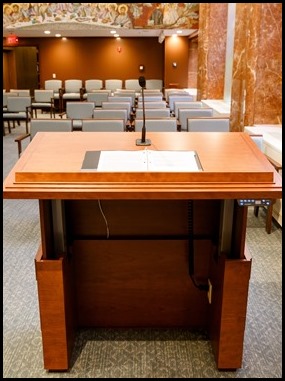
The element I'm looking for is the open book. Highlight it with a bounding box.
[82,150,202,172]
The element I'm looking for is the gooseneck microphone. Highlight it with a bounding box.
[136,76,151,146]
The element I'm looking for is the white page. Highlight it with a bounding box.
[97,150,201,172]
[97,150,147,171]
[147,150,200,172]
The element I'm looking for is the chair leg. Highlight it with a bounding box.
[253,206,259,217]
[266,203,274,234]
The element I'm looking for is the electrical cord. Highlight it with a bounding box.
[98,200,110,239]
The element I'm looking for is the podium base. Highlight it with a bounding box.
[136,138,151,146]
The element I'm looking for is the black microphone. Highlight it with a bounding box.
[136,76,151,146]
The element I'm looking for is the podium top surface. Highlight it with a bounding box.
[3,131,282,200]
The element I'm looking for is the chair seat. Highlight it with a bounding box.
[62,93,81,99]
[3,112,27,118]
[31,102,52,108]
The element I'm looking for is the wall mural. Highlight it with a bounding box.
[3,3,199,31]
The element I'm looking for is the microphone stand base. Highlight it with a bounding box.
[136,138,151,146]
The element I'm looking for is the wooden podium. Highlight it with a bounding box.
[3,132,282,371]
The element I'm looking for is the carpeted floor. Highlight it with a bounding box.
[3,122,282,378]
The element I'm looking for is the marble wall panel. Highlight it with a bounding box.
[197,3,227,100]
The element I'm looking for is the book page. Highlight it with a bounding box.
[147,150,201,172]
[97,150,147,171]
[91,150,202,172]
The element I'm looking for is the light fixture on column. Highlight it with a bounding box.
[172,62,177,68]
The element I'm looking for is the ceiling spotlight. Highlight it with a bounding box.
[44,30,51,35]
[55,33,61,38]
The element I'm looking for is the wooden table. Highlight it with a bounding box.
[3,131,282,371]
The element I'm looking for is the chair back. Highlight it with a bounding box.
[3,92,17,107]
[187,117,230,132]
[10,89,30,96]
[45,80,62,92]
[165,89,190,101]
[82,119,125,132]
[64,79,82,93]
[6,96,31,112]
[30,119,72,139]
[93,109,128,124]
[66,102,94,119]
[135,118,177,132]
[136,108,170,118]
[145,79,163,91]
[178,108,213,131]
[125,79,141,92]
[87,91,111,106]
[137,101,167,109]
[34,89,54,102]
[85,79,103,92]
[168,95,194,112]
[138,95,163,102]
[113,91,136,107]
[105,79,123,92]
[102,101,131,117]
[174,101,203,118]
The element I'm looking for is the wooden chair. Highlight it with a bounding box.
[3,96,31,136]
[82,79,103,99]
[31,89,55,118]
[44,79,62,112]
[14,118,72,157]
[59,102,95,130]
[61,79,83,112]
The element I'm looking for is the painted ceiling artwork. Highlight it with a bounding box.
[3,3,199,31]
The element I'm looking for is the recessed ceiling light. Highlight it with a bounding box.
[110,30,117,34]
[177,30,182,34]
[114,34,119,38]
[44,30,51,35]
[55,33,61,38]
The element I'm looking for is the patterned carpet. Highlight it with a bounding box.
[3,123,282,378]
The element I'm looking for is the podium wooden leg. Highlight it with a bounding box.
[208,253,252,369]
[35,247,76,370]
